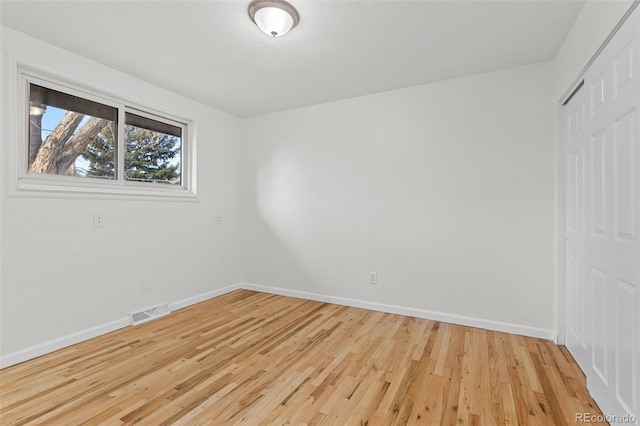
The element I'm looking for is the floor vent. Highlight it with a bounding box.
[130,303,171,326]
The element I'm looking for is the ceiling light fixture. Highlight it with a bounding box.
[248,0,299,38]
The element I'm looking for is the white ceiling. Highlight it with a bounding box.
[0,0,584,117]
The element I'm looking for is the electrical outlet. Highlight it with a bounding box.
[214,215,223,225]
[369,272,378,285]
[93,213,104,228]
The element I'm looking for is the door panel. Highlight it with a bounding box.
[615,278,637,414]
[592,266,608,384]
[566,78,590,371]
[565,6,640,425]
[591,129,607,238]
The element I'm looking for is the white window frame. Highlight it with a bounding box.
[11,64,196,200]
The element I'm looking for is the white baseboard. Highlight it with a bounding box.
[239,282,558,342]
[169,283,241,311]
[0,317,129,369]
[0,283,241,369]
[0,281,558,369]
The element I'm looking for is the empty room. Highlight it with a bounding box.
[0,0,638,424]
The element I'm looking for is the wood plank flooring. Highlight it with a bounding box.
[0,290,606,425]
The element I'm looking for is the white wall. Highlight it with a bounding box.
[551,0,634,341]
[242,62,555,334]
[0,27,244,361]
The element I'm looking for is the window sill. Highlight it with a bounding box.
[12,177,198,201]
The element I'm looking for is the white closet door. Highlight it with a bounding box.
[565,6,639,425]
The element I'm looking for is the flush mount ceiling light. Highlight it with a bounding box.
[248,0,299,38]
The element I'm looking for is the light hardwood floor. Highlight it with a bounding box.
[1,290,606,425]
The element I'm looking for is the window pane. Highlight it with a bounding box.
[28,84,117,179]
[124,113,182,185]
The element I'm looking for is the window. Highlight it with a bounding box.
[124,113,181,185]
[17,68,193,198]
[29,84,118,179]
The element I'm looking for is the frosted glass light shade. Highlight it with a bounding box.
[254,7,293,37]
[249,0,299,37]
